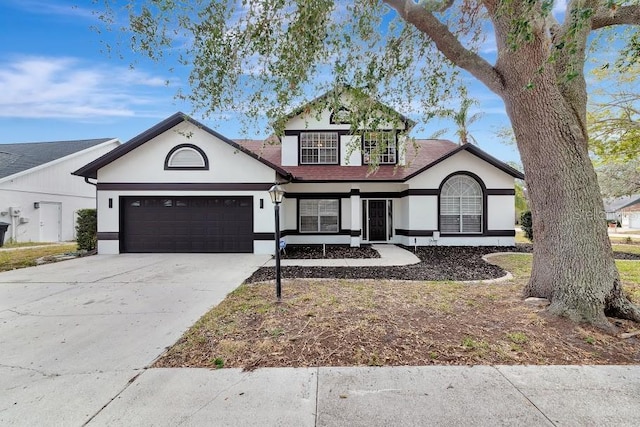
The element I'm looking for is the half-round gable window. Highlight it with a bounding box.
[164,144,209,170]
[440,174,483,234]
[330,108,351,124]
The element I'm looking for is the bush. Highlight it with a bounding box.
[76,209,97,251]
[520,210,533,242]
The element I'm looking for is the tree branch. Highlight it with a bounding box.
[383,0,505,95]
[592,4,640,30]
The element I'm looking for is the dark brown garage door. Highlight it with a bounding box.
[121,196,253,253]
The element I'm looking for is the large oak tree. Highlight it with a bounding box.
[101,0,640,327]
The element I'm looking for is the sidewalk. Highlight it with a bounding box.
[87,365,640,426]
[607,227,640,239]
[264,244,421,267]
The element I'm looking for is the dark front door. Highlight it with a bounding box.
[121,196,253,253]
[368,200,387,241]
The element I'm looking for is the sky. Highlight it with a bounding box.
[0,0,580,165]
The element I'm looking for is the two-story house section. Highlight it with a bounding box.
[74,89,523,254]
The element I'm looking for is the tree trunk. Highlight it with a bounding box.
[503,79,640,327]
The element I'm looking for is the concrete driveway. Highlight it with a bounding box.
[0,253,269,426]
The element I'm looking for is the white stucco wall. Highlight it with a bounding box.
[407,196,438,231]
[281,135,298,166]
[341,135,362,166]
[0,139,119,243]
[98,122,276,183]
[488,195,516,230]
[407,150,514,189]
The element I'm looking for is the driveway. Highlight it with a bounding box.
[0,253,269,426]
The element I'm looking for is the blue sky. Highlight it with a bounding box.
[0,0,582,165]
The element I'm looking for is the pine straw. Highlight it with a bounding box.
[155,255,640,369]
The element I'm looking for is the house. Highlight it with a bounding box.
[0,138,121,244]
[73,91,523,254]
[604,195,640,228]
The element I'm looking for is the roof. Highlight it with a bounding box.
[73,112,524,182]
[0,138,115,180]
[234,138,525,182]
[605,195,640,212]
[73,113,292,179]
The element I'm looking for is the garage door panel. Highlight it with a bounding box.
[122,196,253,253]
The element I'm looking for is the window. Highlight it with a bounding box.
[300,132,339,164]
[165,144,209,170]
[299,200,339,233]
[440,175,483,233]
[330,108,351,124]
[363,131,396,164]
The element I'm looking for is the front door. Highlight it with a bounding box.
[368,200,387,241]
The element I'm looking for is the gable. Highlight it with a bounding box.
[74,112,289,180]
[278,87,415,133]
[97,121,278,183]
[407,149,518,189]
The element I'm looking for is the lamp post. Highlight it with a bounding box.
[268,183,286,302]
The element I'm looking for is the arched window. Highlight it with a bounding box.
[164,144,209,170]
[440,174,483,233]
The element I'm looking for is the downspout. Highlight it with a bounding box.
[84,177,98,210]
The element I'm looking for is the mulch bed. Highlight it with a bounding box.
[246,244,640,283]
[282,244,380,259]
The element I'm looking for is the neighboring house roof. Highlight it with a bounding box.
[73,112,292,179]
[234,138,525,182]
[0,138,115,180]
[604,195,640,212]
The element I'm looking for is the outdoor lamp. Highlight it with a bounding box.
[268,183,286,204]
[268,182,286,302]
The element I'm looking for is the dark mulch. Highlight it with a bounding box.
[282,244,379,259]
[245,244,640,283]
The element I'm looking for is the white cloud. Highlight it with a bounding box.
[0,56,175,119]
[6,0,97,20]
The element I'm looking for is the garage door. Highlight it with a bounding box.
[122,196,253,253]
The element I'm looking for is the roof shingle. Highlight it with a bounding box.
[0,139,114,180]
[233,138,495,182]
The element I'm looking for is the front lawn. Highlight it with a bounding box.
[155,253,640,369]
[0,243,78,272]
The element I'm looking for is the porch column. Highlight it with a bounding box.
[350,188,361,247]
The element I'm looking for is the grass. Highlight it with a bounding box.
[610,237,638,244]
[155,253,640,369]
[614,244,640,255]
[517,230,639,247]
[515,230,530,244]
[1,241,60,248]
[0,243,78,272]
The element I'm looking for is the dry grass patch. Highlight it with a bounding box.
[0,243,78,272]
[155,254,640,369]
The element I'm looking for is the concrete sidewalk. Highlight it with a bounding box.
[88,365,640,426]
[264,244,421,267]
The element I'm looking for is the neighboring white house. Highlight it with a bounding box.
[604,195,640,228]
[0,138,121,244]
[74,90,523,255]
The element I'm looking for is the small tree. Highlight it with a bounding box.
[521,211,533,242]
[76,209,97,251]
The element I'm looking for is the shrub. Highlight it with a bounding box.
[76,209,97,251]
[520,210,533,242]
